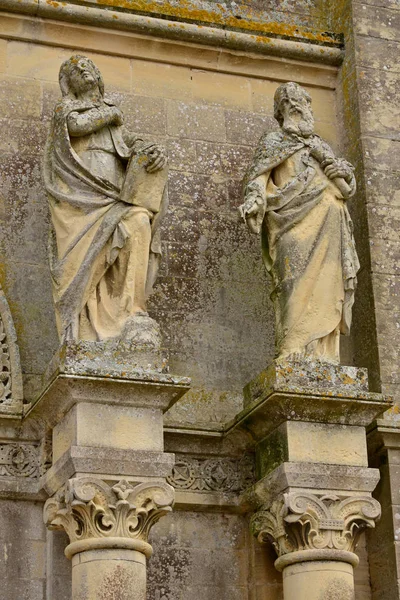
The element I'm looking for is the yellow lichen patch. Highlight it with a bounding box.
[93,0,340,45]
[341,374,356,385]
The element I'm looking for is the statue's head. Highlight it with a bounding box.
[274,82,314,137]
[59,55,104,98]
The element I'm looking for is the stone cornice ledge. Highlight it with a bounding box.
[0,0,343,66]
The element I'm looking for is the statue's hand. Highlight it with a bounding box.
[322,158,354,183]
[110,106,124,126]
[145,144,167,173]
[239,196,264,234]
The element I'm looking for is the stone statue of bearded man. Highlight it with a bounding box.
[240,82,360,363]
[43,55,168,343]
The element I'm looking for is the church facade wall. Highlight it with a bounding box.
[0,1,397,599]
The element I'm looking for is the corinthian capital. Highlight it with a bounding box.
[251,491,381,557]
[44,477,174,558]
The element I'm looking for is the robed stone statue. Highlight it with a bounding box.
[240,82,360,363]
[43,55,168,343]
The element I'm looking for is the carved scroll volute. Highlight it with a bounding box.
[251,492,381,558]
[44,477,175,559]
[0,285,23,415]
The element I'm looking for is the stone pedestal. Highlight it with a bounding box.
[229,359,392,600]
[27,341,190,600]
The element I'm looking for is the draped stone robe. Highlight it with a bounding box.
[242,131,359,362]
[43,97,167,342]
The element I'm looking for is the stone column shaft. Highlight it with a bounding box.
[72,549,146,600]
[282,560,354,600]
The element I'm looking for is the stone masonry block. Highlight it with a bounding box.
[52,402,164,462]
[195,141,223,175]
[168,170,229,211]
[371,239,400,276]
[121,95,166,135]
[0,118,48,156]
[353,3,400,41]
[1,579,45,600]
[167,101,226,142]
[314,120,339,149]
[160,205,200,244]
[7,42,132,91]
[0,76,41,119]
[2,261,58,375]
[167,242,199,279]
[363,136,400,173]
[191,70,251,109]
[132,59,192,100]
[0,500,46,541]
[225,109,276,146]
[7,41,70,83]
[250,78,278,115]
[149,276,201,315]
[220,144,254,177]
[356,36,400,72]
[358,69,400,139]
[167,138,197,172]
[364,169,400,207]
[368,204,400,243]
[0,154,49,265]
[372,274,400,313]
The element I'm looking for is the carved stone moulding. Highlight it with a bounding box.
[0,285,23,415]
[44,476,175,559]
[251,491,381,570]
[167,453,255,493]
[0,442,39,478]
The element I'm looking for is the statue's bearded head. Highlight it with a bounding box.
[274,82,314,138]
[59,55,104,98]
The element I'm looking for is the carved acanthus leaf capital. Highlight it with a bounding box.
[44,477,174,547]
[251,491,381,557]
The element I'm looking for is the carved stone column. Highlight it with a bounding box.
[44,477,174,599]
[26,340,190,600]
[251,491,381,599]
[227,359,391,600]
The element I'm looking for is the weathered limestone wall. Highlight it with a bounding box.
[0,3,392,600]
[0,499,47,599]
[0,25,338,426]
[324,2,400,598]
[353,7,400,599]
[352,1,399,414]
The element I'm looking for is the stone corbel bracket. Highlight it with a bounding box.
[44,477,175,559]
[0,284,23,416]
[251,491,381,570]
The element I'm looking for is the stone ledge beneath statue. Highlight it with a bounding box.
[243,462,381,510]
[227,360,391,442]
[244,360,369,408]
[43,340,191,385]
[42,445,176,496]
[27,347,191,429]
